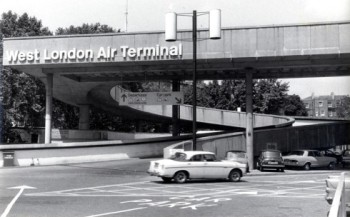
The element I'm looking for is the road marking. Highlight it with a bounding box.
[25,178,325,200]
[85,207,147,217]
[1,185,36,217]
[26,181,150,196]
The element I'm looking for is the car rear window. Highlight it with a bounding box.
[344,150,350,156]
[263,151,281,157]
[173,152,187,161]
[287,151,304,156]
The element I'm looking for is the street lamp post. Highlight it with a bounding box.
[165,9,221,150]
[192,10,197,149]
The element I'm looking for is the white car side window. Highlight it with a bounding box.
[204,154,216,162]
[191,155,203,162]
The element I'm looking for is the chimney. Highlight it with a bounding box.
[331,92,334,100]
[311,92,315,99]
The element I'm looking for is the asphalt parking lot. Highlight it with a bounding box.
[0,159,346,217]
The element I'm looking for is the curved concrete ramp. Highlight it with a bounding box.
[87,84,294,129]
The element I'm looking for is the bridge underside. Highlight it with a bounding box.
[35,53,350,83]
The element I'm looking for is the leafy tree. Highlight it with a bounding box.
[336,96,350,118]
[284,95,308,116]
[183,79,305,116]
[0,11,52,143]
[55,23,119,35]
[254,79,289,115]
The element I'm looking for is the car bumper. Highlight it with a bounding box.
[284,163,302,167]
[261,164,285,168]
[147,169,170,177]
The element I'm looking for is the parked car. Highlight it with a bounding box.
[256,150,285,172]
[341,149,350,168]
[225,150,249,173]
[283,150,336,170]
[147,151,247,183]
[323,149,343,164]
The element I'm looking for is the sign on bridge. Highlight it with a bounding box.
[118,92,184,105]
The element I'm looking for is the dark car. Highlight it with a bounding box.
[342,149,350,168]
[323,149,343,164]
[256,150,285,172]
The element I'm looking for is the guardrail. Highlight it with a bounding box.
[328,172,348,217]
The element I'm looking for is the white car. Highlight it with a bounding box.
[147,151,247,183]
[283,150,337,170]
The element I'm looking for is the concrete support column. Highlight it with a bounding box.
[172,80,180,136]
[245,70,254,170]
[45,73,53,144]
[78,105,90,130]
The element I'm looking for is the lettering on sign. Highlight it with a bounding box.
[5,44,183,64]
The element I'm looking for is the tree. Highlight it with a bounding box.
[183,79,306,116]
[0,11,52,143]
[55,23,119,35]
[336,96,350,118]
[284,95,308,116]
[253,79,289,115]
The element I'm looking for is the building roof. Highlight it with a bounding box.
[303,95,348,101]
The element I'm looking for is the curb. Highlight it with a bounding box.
[246,169,345,177]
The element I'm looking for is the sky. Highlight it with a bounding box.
[1,0,350,98]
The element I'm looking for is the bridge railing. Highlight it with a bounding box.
[328,172,348,217]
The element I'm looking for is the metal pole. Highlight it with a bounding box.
[172,80,180,137]
[45,73,53,144]
[192,10,197,150]
[246,70,254,169]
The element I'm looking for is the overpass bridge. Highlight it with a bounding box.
[2,21,350,167]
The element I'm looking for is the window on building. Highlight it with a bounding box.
[305,103,309,108]
[336,100,341,107]
[328,101,332,107]
[315,111,319,116]
[329,112,333,117]
[318,102,323,107]
[321,110,325,116]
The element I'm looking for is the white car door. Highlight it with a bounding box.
[187,154,206,178]
[203,154,226,178]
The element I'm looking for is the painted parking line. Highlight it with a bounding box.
[25,179,325,200]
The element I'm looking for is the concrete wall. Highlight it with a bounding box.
[164,122,350,160]
[11,128,172,143]
[0,140,174,167]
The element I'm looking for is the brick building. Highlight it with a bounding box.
[302,93,348,117]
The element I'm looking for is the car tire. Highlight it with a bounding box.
[328,162,335,170]
[303,163,311,170]
[228,170,241,182]
[173,171,188,184]
[260,167,264,172]
[161,177,172,183]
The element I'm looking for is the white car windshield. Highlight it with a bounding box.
[287,151,304,156]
